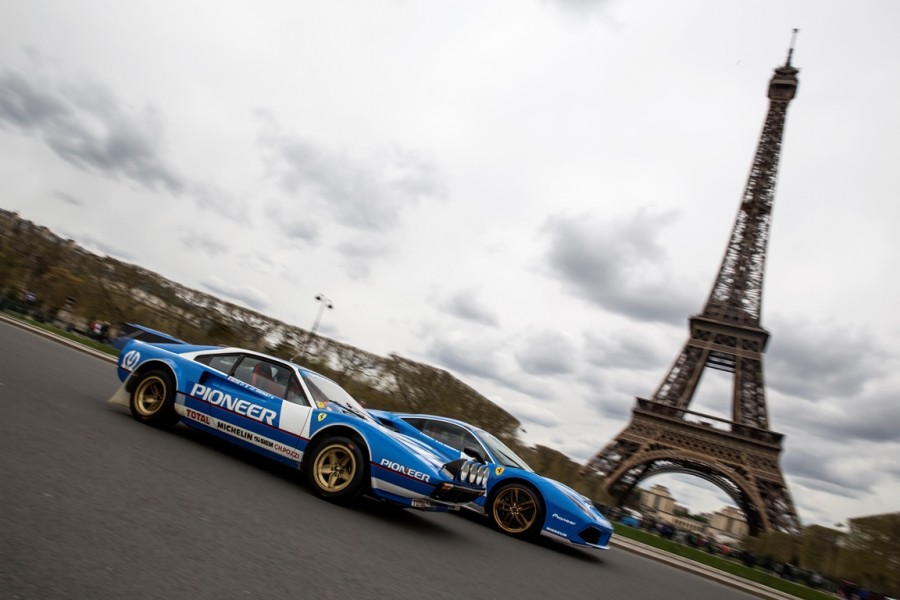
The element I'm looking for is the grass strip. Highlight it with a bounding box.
[613,525,834,600]
[3,312,118,357]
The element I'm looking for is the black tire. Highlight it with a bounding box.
[129,369,180,428]
[489,482,545,539]
[306,436,367,504]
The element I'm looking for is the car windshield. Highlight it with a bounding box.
[300,370,373,422]
[476,428,533,472]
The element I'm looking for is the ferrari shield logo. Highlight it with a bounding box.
[317,413,327,422]
[494,466,505,476]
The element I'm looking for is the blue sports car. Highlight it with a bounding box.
[369,411,614,550]
[109,340,488,511]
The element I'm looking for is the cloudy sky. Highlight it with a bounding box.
[2,0,898,528]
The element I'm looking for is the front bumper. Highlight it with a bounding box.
[429,481,485,504]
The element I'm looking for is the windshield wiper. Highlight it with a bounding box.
[327,400,369,420]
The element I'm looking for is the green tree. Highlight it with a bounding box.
[837,514,900,597]
[745,531,800,564]
[799,525,843,574]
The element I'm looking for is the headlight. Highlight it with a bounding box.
[473,464,486,485]
[450,460,487,487]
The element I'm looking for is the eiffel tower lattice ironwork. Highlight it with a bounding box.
[584,40,802,535]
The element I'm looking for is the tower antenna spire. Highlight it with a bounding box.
[786,28,799,66]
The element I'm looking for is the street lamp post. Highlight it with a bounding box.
[310,293,334,337]
[302,293,333,358]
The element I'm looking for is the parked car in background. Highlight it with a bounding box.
[369,411,614,549]
[619,508,642,528]
[110,341,487,511]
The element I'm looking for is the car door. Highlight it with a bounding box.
[204,354,312,464]
[185,352,241,427]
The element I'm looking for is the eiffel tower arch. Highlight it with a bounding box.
[584,38,803,536]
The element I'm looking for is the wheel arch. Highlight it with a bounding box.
[303,424,372,472]
[124,358,179,393]
[487,476,547,538]
[488,474,544,506]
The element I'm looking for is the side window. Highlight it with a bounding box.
[285,376,309,406]
[195,353,239,374]
[443,423,482,454]
[406,418,482,454]
[404,418,426,430]
[232,355,295,400]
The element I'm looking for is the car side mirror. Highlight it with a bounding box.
[463,446,486,463]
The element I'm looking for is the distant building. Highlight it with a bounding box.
[642,484,675,514]
[638,483,748,542]
[710,505,749,540]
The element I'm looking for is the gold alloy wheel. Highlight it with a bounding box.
[133,375,167,417]
[312,443,357,493]
[493,485,539,533]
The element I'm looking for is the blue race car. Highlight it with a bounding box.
[110,341,488,511]
[369,411,614,549]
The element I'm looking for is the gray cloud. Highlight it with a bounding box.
[580,383,633,421]
[542,0,619,17]
[334,236,393,280]
[510,403,563,428]
[515,331,576,375]
[278,216,320,244]
[438,290,500,327]
[794,477,864,501]
[0,66,185,195]
[767,319,886,399]
[257,114,446,234]
[180,231,230,257]
[782,389,900,445]
[59,231,133,261]
[0,62,241,217]
[201,276,269,311]
[763,319,900,443]
[583,330,669,371]
[54,191,83,206]
[190,185,241,218]
[783,447,875,497]
[425,337,504,382]
[541,210,695,324]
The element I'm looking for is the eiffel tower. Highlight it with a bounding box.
[584,37,802,535]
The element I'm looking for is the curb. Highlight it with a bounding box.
[0,312,117,363]
[610,535,798,600]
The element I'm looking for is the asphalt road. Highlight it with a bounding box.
[0,321,761,600]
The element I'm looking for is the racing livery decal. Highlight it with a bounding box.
[122,350,141,370]
[553,513,576,526]
[185,407,211,426]
[182,409,301,461]
[191,383,276,425]
[379,459,431,483]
